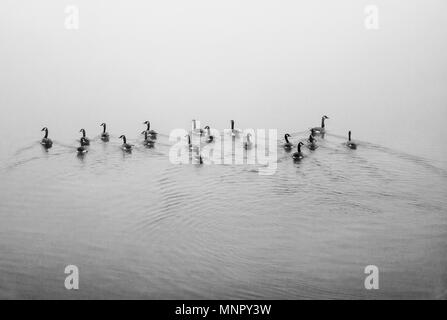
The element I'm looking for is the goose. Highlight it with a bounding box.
[100,123,109,141]
[119,135,133,151]
[229,120,241,137]
[79,129,90,146]
[77,138,88,154]
[143,121,157,139]
[204,126,214,143]
[307,131,318,150]
[40,127,53,148]
[307,141,318,151]
[283,133,293,150]
[346,131,357,150]
[292,142,305,160]
[141,131,155,147]
[191,119,205,136]
[185,134,199,151]
[243,133,254,150]
[308,131,317,144]
[311,115,329,134]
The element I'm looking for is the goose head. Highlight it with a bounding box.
[119,135,127,144]
[41,127,49,139]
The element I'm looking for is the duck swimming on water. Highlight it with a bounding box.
[40,127,53,148]
[292,142,305,161]
[119,135,133,151]
[143,121,157,139]
[100,123,109,141]
[283,133,293,150]
[311,116,329,134]
[346,131,357,150]
[77,138,88,154]
[204,126,214,143]
[141,131,155,147]
[79,129,90,146]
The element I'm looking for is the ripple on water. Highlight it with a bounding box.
[0,131,446,299]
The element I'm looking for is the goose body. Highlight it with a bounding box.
[346,131,357,149]
[143,121,157,139]
[311,116,329,134]
[79,129,90,146]
[77,138,88,154]
[204,126,214,143]
[119,135,133,151]
[292,142,305,160]
[243,133,254,150]
[307,132,318,150]
[40,127,53,148]
[141,131,155,147]
[100,123,109,141]
[283,133,293,150]
[307,142,318,151]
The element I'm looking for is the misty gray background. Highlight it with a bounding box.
[0,0,446,167]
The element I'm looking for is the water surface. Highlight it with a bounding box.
[0,129,446,299]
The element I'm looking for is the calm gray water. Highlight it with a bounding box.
[0,127,446,299]
[0,0,447,299]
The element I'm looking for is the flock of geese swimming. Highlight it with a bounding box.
[286,115,357,160]
[40,116,358,161]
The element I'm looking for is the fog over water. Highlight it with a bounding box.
[0,1,446,299]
